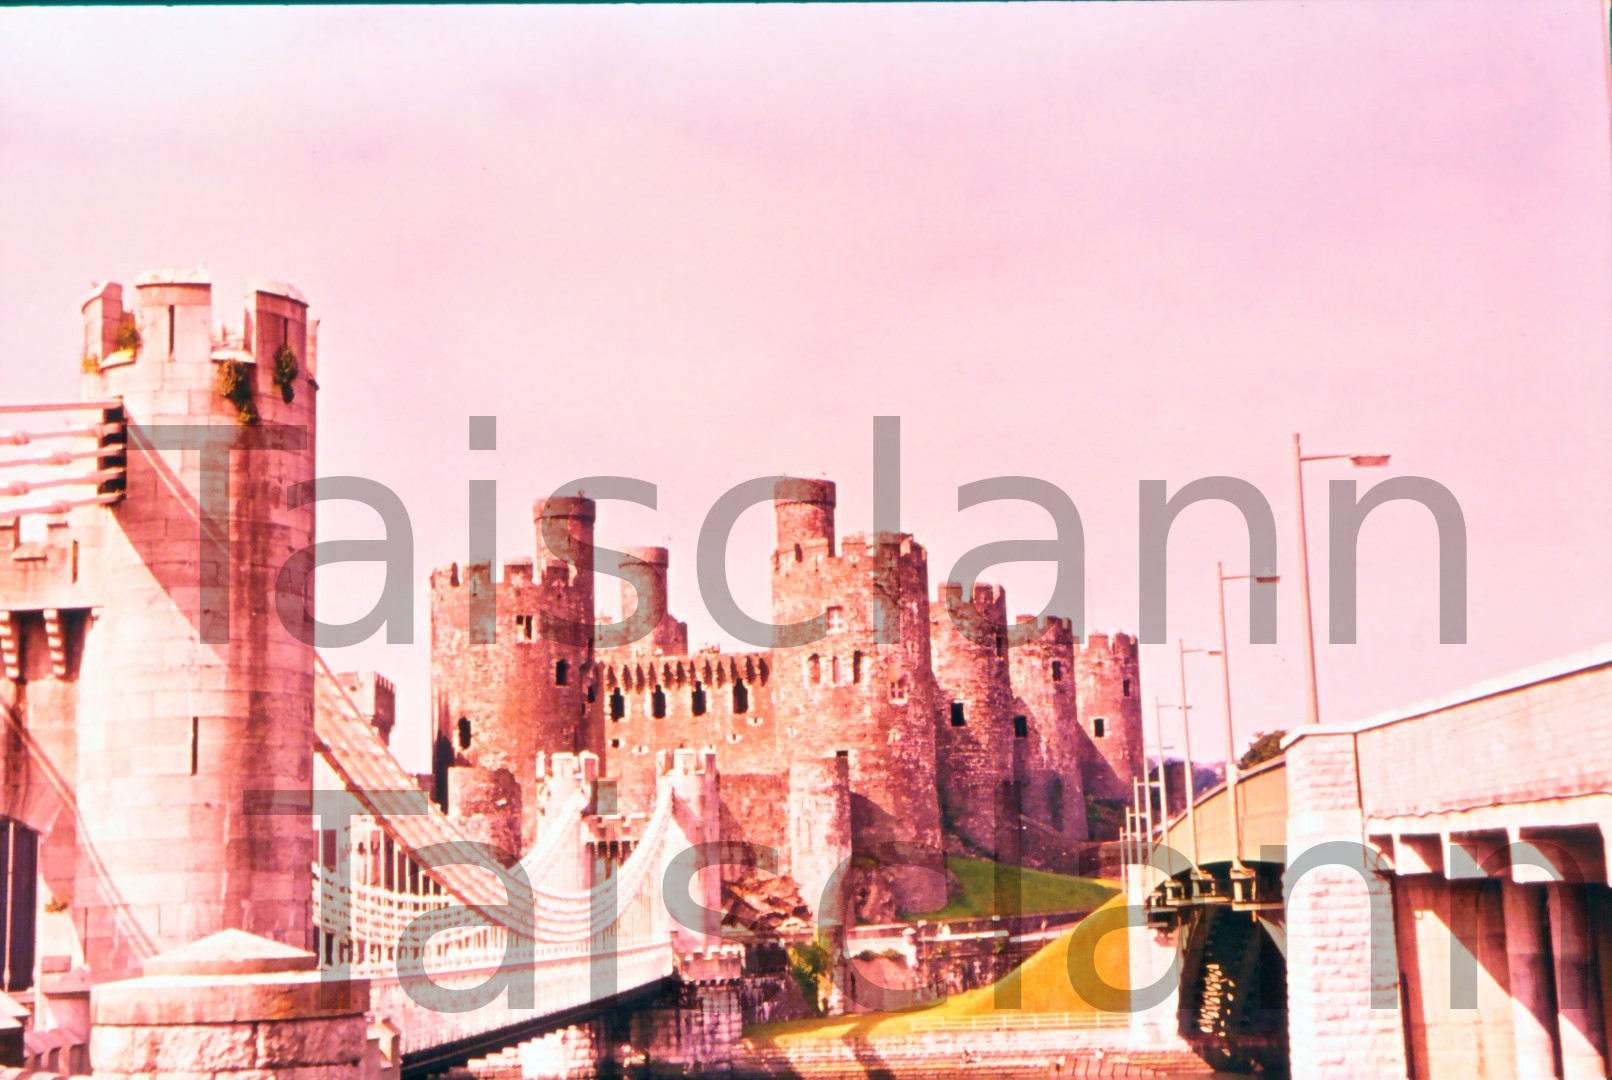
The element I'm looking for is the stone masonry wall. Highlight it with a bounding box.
[1284,728,1408,1079]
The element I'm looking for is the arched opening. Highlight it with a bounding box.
[1123,678,1132,697]
[852,651,863,684]
[457,717,472,750]
[610,689,625,721]
[950,702,966,727]
[1013,715,1029,738]
[555,659,569,686]
[733,680,749,713]
[807,654,821,684]
[692,683,707,716]
[1051,660,1063,682]
[652,686,667,719]
[1094,716,1106,738]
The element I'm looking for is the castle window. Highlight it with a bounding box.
[995,632,1007,657]
[726,732,741,743]
[652,686,667,719]
[610,738,621,749]
[1051,661,1063,683]
[692,683,707,717]
[831,655,842,684]
[167,305,176,356]
[610,689,625,721]
[1123,678,1132,697]
[826,606,846,633]
[1093,716,1106,738]
[890,677,909,705]
[852,651,863,684]
[587,684,596,703]
[807,654,821,684]
[516,614,535,641]
[836,749,849,759]
[457,717,472,750]
[950,702,965,727]
[1013,715,1028,738]
[794,543,803,563]
[733,680,749,713]
[190,717,199,776]
[555,659,569,686]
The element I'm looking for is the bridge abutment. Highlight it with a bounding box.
[88,929,369,1078]
[1283,728,1409,1079]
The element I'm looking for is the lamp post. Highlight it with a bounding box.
[1151,696,1169,840]
[1175,639,1220,874]
[1216,562,1279,874]
[1293,434,1390,726]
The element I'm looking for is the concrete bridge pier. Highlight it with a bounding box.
[1123,862,1184,1049]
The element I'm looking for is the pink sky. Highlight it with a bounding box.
[2,3,1609,773]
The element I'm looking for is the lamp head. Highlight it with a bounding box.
[1350,454,1391,468]
[1254,573,1281,585]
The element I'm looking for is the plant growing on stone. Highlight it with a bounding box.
[272,342,299,404]
[215,359,259,425]
[786,934,835,1017]
[113,320,141,354]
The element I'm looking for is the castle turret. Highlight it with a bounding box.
[72,272,319,977]
[773,477,835,557]
[615,545,688,656]
[430,495,597,852]
[929,582,1016,857]
[770,478,944,914]
[1073,632,1143,802]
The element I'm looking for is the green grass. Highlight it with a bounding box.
[905,856,1118,921]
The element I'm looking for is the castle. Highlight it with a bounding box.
[0,273,1145,1005]
[429,483,1146,917]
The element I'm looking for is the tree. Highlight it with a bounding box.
[1238,730,1286,770]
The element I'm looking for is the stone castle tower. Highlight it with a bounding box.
[767,479,947,912]
[0,272,324,979]
[429,496,597,851]
[1072,631,1143,802]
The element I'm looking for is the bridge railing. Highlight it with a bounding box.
[311,772,674,979]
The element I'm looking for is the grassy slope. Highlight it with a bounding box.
[748,893,1133,1042]
[907,856,1119,921]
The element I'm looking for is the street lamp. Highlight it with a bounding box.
[1174,639,1221,874]
[1293,434,1390,726]
[1150,696,1170,840]
[1217,562,1279,875]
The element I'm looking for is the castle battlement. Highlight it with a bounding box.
[658,747,718,778]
